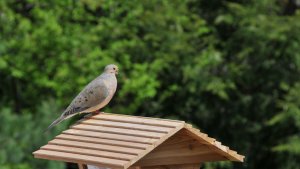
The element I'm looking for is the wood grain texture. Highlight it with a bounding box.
[91,114,183,128]
[56,134,148,149]
[33,150,128,168]
[127,123,185,166]
[41,144,136,160]
[143,144,212,160]
[135,153,226,166]
[80,119,171,133]
[49,139,143,155]
[33,113,244,169]
[71,124,165,138]
[182,126,244,162]
[63,129,158,144]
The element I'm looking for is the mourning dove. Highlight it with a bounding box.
[46,64,119,131]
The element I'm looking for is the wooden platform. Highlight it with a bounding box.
[33,113,244,169]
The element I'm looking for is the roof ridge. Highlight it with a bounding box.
[102,112,185,123]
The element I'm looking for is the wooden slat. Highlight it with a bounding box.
[228,150,244,161]
[143,145,212,160]
[71,124,165,139]
[164,138,195,146]
[182,128,215,144]
[229,150,237,155]
[183,127,244,162]
[127,123,185,166]
[135,153,226,166]
[102,113,185,123]
[91,114,182,128]
[214,141,229,152]
[80,119,171,133]
[56,134,148,149]
[161,133,193,146]
[49,139,143,155]
[153,130,202,150]
[63,129,158,144]
[41,144,136,161]
[180,130,210,145]
[151,139,200,151]
[33,150,128,168]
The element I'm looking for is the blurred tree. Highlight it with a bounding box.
[0,100,67,169]
[0,0,300,169]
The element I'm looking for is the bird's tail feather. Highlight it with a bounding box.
[44,116,64,133]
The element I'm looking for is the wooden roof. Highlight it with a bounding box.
[33,113,244,169]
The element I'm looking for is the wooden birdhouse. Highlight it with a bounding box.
[33,113,244,169]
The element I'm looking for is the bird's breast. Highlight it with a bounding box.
[92,75,117,111]
[104,75,117,93]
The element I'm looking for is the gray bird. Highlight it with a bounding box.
[46,64,118,131]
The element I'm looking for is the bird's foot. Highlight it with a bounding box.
[93,110,102,114]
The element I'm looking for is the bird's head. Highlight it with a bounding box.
[104,64,119,75]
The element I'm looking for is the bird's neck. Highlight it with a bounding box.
[100,72,115,78]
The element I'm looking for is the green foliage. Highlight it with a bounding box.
[273,136,300,154]
[1,0,300,169]
[0,100,67,169]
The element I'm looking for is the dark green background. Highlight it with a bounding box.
[1,0,300,169]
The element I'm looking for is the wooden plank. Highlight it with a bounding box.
[63,129,158,144]
[229,150,237,155]
[71,124,165,139]
[56,134,148,149]
[49,139,143,155]
[182,129,215,144]
[33,149,128,168]
[143,145,212,160]
[149,139,198,151]
[90,114,182,128]
[127,123,185,166]
[228,150,244,161]
[183,127,244,162]
[152,129,203,150]
[101,113,185,123]
[214,141,229,152]
[183,128,216,144]
[164,137,195,146]
[41,144,136,161]
[178,130,210,145]
[160,133,193,146]
[157,139,199,150]
[80,119,171,133]
[135,153,226,166]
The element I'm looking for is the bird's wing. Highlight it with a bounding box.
[62,80,109,118]
[45,78,110,132]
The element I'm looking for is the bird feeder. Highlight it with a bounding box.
[33,113,244,169]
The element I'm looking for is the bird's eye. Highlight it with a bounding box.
[113,68,116,70]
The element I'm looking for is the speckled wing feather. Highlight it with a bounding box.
[63,80,109,118]
[45,78,109,132]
